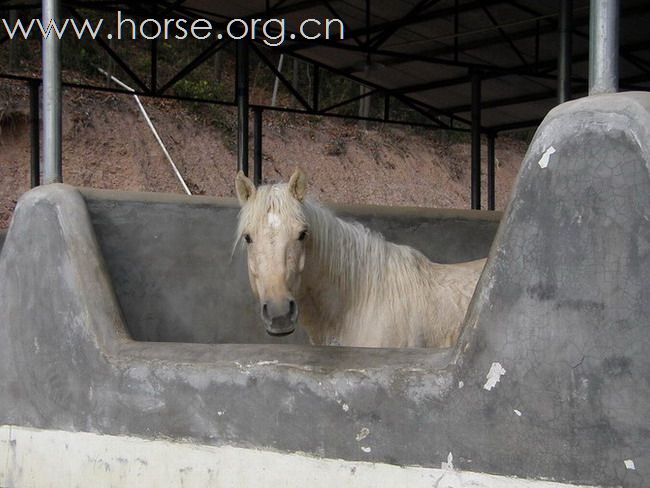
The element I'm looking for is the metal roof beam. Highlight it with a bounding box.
[0,72,460,131]
[385,37,650,99]
[285,0,511,55]
[346,0,511,39]
[445,90,559,113]
[368,0,443,52]
[157,39,228,94]
[490,118,542,132]
[251,44,312,111]
[481,3,529,66]
[372,3,649,70]
[285,50,467,126]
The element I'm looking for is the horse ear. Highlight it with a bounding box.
[288,169,307,202]
[235,171,256,205]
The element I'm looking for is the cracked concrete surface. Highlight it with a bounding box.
[1,92,649,487]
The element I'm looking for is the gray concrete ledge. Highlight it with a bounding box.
[1,92,650,487]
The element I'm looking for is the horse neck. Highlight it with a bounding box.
[301,202,380,310]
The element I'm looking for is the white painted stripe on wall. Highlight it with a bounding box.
[0,425,605,488]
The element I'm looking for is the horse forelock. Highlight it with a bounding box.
[235,183,308,246]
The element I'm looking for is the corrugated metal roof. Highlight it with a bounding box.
[173,0,650,131]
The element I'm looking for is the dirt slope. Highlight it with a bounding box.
[0,80,527,229]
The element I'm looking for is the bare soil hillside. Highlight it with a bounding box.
[0,80,528,229]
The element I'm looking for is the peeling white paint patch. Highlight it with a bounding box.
[624,459,635,470]
[444,452,454,470]
[437,452,462,488]
[267,212,281,228]
[483,362,506,391]
[253,360,279,367]
[538,146,556,169]
[513,409,522,417]
[458,381,464,389]
[0,426,603,488]
[355,428,369,442]
[335,398,350,412]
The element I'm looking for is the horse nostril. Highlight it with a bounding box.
[289,300,298,321]
[262,302,270,321]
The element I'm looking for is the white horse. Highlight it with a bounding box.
[235,170,486,348]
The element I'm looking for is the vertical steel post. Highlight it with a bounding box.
[253,107,263,187]
[42,0,62,184]
[454,0,459,62]
[236,40,249,175]
[535,20,541,67]
[471,71,482,210]
[9,10,19,70]
[312,65,320,112]
[291,57,299,108]
[558,0,573,103]
[487,132,496,211]
[151,2,158,93]
[383,95,390,121]
[589,0,619,95]
[271,54,284,107]
[151,38,158,93]
[30,81,41,188]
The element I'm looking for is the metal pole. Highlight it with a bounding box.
[42,0,62,184]
[312,65,320,112]
[589,0,619,95]
[487,132,496,211]
[236,40,250,176]
[271,54,284,107]
[98,68,191,195]
[151,2,158,93]
[558,0,573,103]
[151,38,158,93]
[471,71,481,210]
[9,10,18,70]
[253,107,263,186]
[454,0,459,62]
[29,81,41,188]
[383,95,390,121]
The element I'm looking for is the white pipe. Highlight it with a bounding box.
[97,68,192,196]
[271,54,284,107]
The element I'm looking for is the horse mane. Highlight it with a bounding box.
[236,182,434,312]
[302,199,432,309]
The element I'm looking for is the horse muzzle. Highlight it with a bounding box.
[261,298,298,336]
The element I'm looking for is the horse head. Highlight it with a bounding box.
[235,169,309,336]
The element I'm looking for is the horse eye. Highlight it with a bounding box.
[298,230,308,241]
[244,234,252,244]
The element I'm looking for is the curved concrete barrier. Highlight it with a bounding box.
[1,92,649,487]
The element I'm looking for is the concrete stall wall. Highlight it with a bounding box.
[84,190,499,345]
[1,92,650,487]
